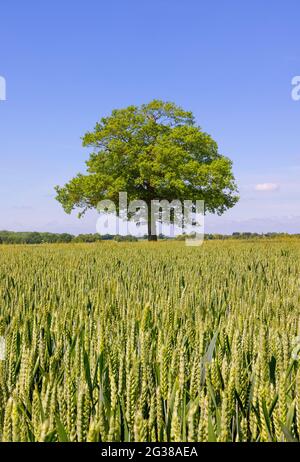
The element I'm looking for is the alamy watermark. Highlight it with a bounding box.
[96,192,205,246]
[0,75,6,101]
[291,76,300,101]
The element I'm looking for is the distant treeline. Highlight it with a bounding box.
[205,232,300,240]
[0,231,139,244]
[0,230,299,245]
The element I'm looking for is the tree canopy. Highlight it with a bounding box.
[55,100,239,239]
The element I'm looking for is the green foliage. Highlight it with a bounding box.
[72,234,102,243]
[0,231,74,245]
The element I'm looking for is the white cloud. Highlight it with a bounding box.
[255,183,280,192]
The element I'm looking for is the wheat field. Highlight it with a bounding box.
[0,240,299,442]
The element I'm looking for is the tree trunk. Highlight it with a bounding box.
[147,201,157,241]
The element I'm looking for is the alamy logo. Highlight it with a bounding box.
[291,76,300,101]
[0,337,5,360]
[96,192,205,246]
[0,76,6,101]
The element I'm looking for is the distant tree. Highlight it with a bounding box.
[56,233,74,243]
[55,100,239,241]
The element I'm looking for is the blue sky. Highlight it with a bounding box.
[0,0,299,234]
